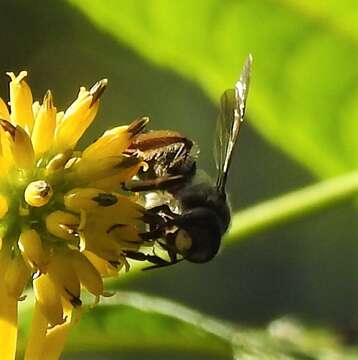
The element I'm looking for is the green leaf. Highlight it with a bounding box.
[68,0,358,178]
[18,291,358,358]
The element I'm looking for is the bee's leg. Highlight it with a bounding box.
[143,204,176,223]
[122,175,185,192]
[156,208,215,228]
[139,227,166,241]
[124,250,174,270]
[142,204,180,238]
[143,259,184,271]
[157,233,179,263]
[142,210,167,227]
[148,204,179,219]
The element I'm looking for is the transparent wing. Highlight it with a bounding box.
[215,54,252,194]
[214,88,236,174]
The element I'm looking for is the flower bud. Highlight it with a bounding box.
[24,180,53,207]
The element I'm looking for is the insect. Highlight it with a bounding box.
[125,54,253,269]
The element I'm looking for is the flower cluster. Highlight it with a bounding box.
[0,71,150,359]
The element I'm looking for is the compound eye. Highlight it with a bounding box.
[175,229,192,255]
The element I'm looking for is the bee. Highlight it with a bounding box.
[125,55,252,269]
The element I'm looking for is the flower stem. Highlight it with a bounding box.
[226,170,358,243]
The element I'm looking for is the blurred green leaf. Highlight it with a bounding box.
[68,0,358,178]
[18,292,232,358]
[18,291,358,359]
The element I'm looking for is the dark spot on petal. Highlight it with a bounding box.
[92,193,117,206]
[0,119,16,137]
[107,223,125,234]
[65,288,82,307]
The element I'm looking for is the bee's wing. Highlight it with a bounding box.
[215,54,252,194]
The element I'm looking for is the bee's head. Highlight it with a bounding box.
[174,224,221,263]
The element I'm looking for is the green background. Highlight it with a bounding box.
[1,0,357,358]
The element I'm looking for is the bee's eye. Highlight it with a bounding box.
[175,229,192,254]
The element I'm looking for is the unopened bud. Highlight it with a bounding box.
[24,180,53,207]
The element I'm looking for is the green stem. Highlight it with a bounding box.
[226,170,358,243]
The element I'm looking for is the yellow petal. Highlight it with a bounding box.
[55,79,107,150]
[0,194,8,219]
[83,250,119,277]
[24,301,48,360]
[32,100,40,119]
[4,255,30,299]
[71,250,103,295]
[25,300,73,360]
[7,71,34,132]
[89,161,144,190]
[0,249,17,360]
[18,229,47,271]
[74,155,139,182]
[0,120,34,169]
[0,97,9,120]
[48,253,81,305]
[79,226,123,262]
[32,90,57,157]
[108,224,141,251]
[64,187,109,212]
[0,123,14,169]
[0,156,9,177]
[77,194,143,262]
[39,305,73,360]
[0,291,17,360]
[46,210,79,241]
[81,125,130,161]
[13,124,35,168]
[45,150,73,172]
[33,274,65,327]
[65,188,143,223]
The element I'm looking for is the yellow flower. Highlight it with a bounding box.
[0,71,149,359]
